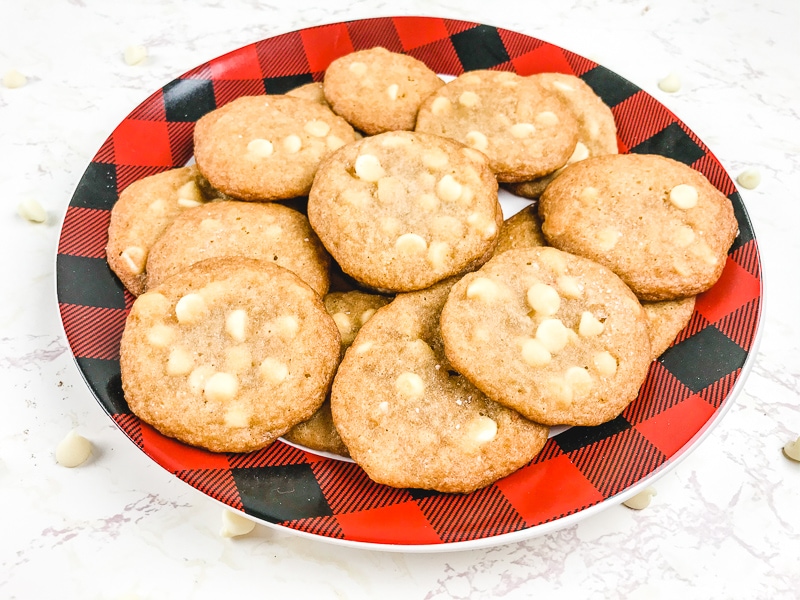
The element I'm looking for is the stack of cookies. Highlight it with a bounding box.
[109,47,737,493]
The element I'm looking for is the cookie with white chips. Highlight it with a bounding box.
[642,296,696,360]
[440,247,652,427]
[120,257,340,453]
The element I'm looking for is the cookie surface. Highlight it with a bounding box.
[494,203,547,255]
[323,47,444,135]
[642,296,696,360]
[193,95,357,201]
[145,200,330,295]
[106,165,214,296]
[331,279,549,493]
[119,257,341,453]
[440,247,652,426]
[308,130,502,292]
[286,81,329,106]
[538,153,738,301]
[415,70,579,182]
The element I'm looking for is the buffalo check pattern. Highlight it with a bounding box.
[56,17,762,547]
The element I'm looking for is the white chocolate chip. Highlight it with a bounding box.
[395,372,425,399]
[188,365,215,393]
[737,168,761,190]
[458,91,479,108]
[123,45,148,66]
[435,174,463,203]
[674,225,696,247]
[380,217,401,236]
[380,135,412,149]
[421,148,449,170]
[386,83,400,100]
[510,123,536,138]
[783,437,800,462]
[431,95,452,116]
[538,247,568,274]
[146,324,176,348]
[416,193,440,212]
[466,277,501,303]
[658,72,681,93]
[623,487,657,510]
[17,198,47,223]
[377,401,389,414]
[466,416,498,444]
[593,351,618,377]
[204,372,238,402]
[395,233,427,255]
[282,134,302,153]
[273,315,299,340]
[597,227,622,251]
[376,176,405,205]
[148,198,167,215]
[578,311,605,337]
[467,212,497,238]
[462,147,487,164]
[224,405,251,428]
[465,130,489,152]
[547,376,574,408]
[565,366,593,396]
[120,246,147,274]
[535,111,559,127]
[176,181,204,208]
[521,338,552,367]
[166,347,194,376]
[360,309,377,325]
[175,293,207,325]
[527,283,561,316]
[135,291,170,314]
[354,341,374,354]
[427,241,450,269]
[55,430,92,468]
[332,312,352,336]
[354,154,386,182]
[348,61,368,76]
[552,80,574,92]
[247,138,274,158]
[536,318,570,353]
[304,120,330,137]
[340,188,371,209]
[580,186,599,203]
[259,358,289,384]
[326,135,346,150]
[3,69,28,89]
[672,257,694,277]
[220,509,256,538]
[225,309,248,342]
[556,275,583,299]
[669,184,698,210]
[568,142,590,164]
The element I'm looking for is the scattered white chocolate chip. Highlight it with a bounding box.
[259,358,290,384]
[17,198,47,223]
[536,318,570,353]
[737,168,761,190]
[580,186,599,203]
[578,311,605,337]
[458,91,479,108]
[220,509,256,538]
[593,351,618,377]
[175,293,207,324]
[348,61,368,76]
[669,184,698,210]
[146,324,176,348]
[395,372,425,399]
[658,72,681,93]
[568,142,590,164]
[623,487,657,510]
[510,123,536,139]
[166,348,195,376]
[120,246,146,274]
[535,111,559,127]
[55,429,92,468]
[386,83,400,100]
[466,277,501,303]
[395,233,427,255]
[332,312,352,336]
[436,174,464,203]
[247,138,274,158]
[465,130,489,152]
[225,309,248,342]
[431,95,452,116]
[3,69,28,89]
[304,120,330,137]
[204,372,238,402]
[527,283,561,316]
[521,338,552,367]
[354,153,385,182]
[538,247,568,274]
[123,45,148,66]
[782,437,800,462]
[282,134,302,153]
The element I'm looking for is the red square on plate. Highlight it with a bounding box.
[336,501,442,545]
[301,24,354,72]
[113,120,173,167]
[393,17,451,50]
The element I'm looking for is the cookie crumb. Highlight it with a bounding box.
[783,437,800,462]
[124,45,148,66]
[657,72,681,93]
[623,486,656,510]
[220,508,256,537]
[3,69,27,89]
[17,198,47,223]
[55,429,92,468]
[736,168,761,190]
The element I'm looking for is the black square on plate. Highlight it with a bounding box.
[264,73,315,95]
[163,78,217,122]
[76,358,127,414]
[555,415,631,453]
[630,122,706,165]
[581,66,640,107]
[450,25,510,71]
[231,464,333,523]
[56,255,127,309]
[70,163,118,210]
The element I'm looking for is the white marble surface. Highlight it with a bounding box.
[2,0,799,598]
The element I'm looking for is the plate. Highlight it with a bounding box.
[55,17,763,551]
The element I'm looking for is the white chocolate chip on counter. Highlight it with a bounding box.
[166,347,195,376]
[593,351,618,377]
[782,437,800,462]
[259,358,289,385]
[536,318,570,353]
[623,486,657,510]
[458,91,480,108]
[510,123,536,139]
[17,198,47,223]
[354,153,386,182]
[521,337,552,367]
[120,246,146,274]
[578,311,605,337]
[658,72,681,93]
[282,134,302,153]
[123,45,148,66]
[535,111,559,127]
[55,429,92,468]
[466,277,501,303]
[348,61,368,76]
[3,69,28,89]
[395,372,425,400]
[737,168,761,190]
[527,283,561,316]
[225,309,248,342]
[669,184,698,210]
[395,233,427,256]
[175,293,208,324]
[204,372,239,402]
[304,120,330,137]
[247,138,274,158]
[220,508,256,538]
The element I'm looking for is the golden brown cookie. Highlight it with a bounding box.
[642,296,696,360]
[415,70,579,182]
[144,200,331,295]
[286,81,329,107]
[323,47,444,135]
[538,154,738,301]
[440,247,652,426]
[331,279,549,493]
[193,95,357,201]
[307,130,502,292]
[119,257,341,453]
[494,203,547,255]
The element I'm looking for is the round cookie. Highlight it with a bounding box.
[323,47,444,135]
[642,296,696,360]
[494,203,547,255]
[193,95,357,201]
[119,257,341,453]
[440,247,652,427]
[307,130,502,292]
[538,153,738,301]
[505,72,618,199]
[331,279,550,493]
[145,200,331,295]
[106,165,215,296]
[286,81,329,107]
[415,70,579,182]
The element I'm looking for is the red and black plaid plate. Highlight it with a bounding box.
[56,17,762,550]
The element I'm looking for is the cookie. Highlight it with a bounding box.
[505,73,618,200]
[283,290,392,457]
[145,200,331,295]
[538,153,738,300]
[415,70,579,182]
[193,95,357,201]
[642,296,696,360]
[440,247,652,426]
[286,81,329,107]
[331,279,549,493]
[323,47,444,135]
[307,130,502,292]
[119,257,341,453]
[494,203,547,255]
[106,165,215,296]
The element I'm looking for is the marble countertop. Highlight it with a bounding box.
[2,0,799,598]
